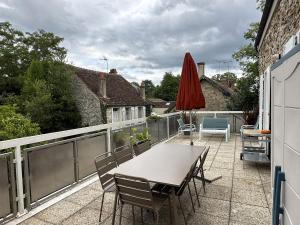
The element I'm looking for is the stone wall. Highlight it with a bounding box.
[71,75,103,126]
[201,80,230,111]
[259,0,300,73]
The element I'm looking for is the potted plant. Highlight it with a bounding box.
[130,127,151,155]
[147,113,162,122]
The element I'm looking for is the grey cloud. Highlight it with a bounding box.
[0,0,260,83]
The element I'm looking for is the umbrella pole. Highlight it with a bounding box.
[190,111,193,145]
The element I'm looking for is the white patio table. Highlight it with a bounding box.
[108,143,205,225]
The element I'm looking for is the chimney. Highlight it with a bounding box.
[140,81,145,100]
[197,62,205,80]
[98,73,107,98]
[109,68,117,75]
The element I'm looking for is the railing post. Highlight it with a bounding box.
[167,116,170,139]
[14,145,25,216]
[107,128,111,152]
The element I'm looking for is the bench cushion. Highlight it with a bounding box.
[202,117,228,129]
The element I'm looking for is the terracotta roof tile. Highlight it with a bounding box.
[72,66,148,107]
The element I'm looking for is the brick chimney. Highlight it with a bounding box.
[197,62,205,80]
[109,68,117,75]
[140,81,145,100]
[98,73,107,98]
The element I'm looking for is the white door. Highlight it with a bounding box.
[271,46,300,225]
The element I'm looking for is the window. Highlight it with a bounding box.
[112,108,121,122]
[138,106,144,118]
[125,107,131,120]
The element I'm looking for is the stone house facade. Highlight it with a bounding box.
[71,66,148,126]
[255,1,300,224]
[255,0,300,130]
[197,62,233,111]
[166,62,233,112]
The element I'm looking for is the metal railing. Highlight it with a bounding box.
[0,152,16,223]
[0,110,243,222]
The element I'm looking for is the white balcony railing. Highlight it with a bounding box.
[0,111,243,222]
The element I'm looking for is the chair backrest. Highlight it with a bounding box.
[114,174,154,210]
[193,146,210,178]
[114,146,133,166]
[177,118,186,128]
[199,146,210,168]
[202,117,228,129]
[95,152,117,190]
[176,160,198,196]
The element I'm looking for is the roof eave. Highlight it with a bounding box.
[255,0,276,50]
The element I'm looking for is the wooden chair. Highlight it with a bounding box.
[113,146,133,166]
[94,152,118,222]
[114,174,171,225]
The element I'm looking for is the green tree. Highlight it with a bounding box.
[0,105,40,141]
[227,23,259,111]
[22,60,81,133]
[131,81,139,88]
[212,72,237,88]
[154,72,180,101]
[144,80,156,97]
[257,0,266,11]
[0,22,67,103]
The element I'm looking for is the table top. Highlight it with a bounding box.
[108,143,205,187]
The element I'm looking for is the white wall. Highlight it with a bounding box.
[271,49,300,225]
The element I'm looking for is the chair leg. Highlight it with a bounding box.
[155,211,159,225]
[192,178,200,207]
[141,208,144,225]
[132,206,136,225]
[178,196,187,225]
[99,191,105,222]
[168,196,173,225]
[119,204,123,225]
[187,183,195,212]
[200,169,206,193]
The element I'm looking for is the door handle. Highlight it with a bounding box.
[272,166,285,225]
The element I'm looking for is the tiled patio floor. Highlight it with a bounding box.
[18,134,272,225]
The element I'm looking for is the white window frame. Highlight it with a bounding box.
[259,67,271,130]
[125,107,131,120]
[138,106,143,118]
[112,107,121,123]
[259,74,264,130]
[263,67,271,130]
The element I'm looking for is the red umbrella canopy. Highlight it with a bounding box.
[176,52,205,110]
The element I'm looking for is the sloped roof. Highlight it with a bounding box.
[72,66,148,107]
[147,98,175,108]
[201,75,234,97]
[255,0,274,50]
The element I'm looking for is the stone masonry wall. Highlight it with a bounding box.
[201,80,230,111]
[71,76,103,126]
[259,0,300,73]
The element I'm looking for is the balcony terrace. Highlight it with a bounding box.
[1,112,271,225]
[11,136,271,225]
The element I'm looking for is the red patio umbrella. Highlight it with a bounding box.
[176,52,205,145]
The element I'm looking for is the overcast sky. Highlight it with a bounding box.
[0,0,261,84]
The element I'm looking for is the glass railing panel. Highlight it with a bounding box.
[0,153,15,221]
[76,132,107,179]
[24,141,75,204]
